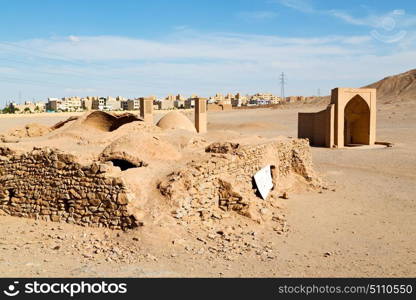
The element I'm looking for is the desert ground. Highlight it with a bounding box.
[0,101,415,277]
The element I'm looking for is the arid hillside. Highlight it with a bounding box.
[364,69,416,103]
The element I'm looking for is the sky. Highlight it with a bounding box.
[0,0,415,106]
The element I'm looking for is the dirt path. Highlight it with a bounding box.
[0,103,415,277]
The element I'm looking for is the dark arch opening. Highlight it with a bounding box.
[108,159,139,171]
[344,95,370,146]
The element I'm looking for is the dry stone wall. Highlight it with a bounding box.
[159,139,320,219]
[0,147,139,230]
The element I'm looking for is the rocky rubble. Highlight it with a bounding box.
[159,139,322,221]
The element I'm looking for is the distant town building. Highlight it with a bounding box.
[81,96,97,111]
[250,93,281,104]
[46,98,65,111]
[157,99,175,110]
[231,93,249,107]
[121,99,140,111]
[105,96,121,111]
[10,101,46,113]
[165,94,175,101]
[185,97,196,109]
[63,96,82,111]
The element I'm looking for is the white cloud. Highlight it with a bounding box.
[0,30,414,101]
[68,35,80,42]
[8,33,372,62]
[275,0,315,13]
[276,0,416,31]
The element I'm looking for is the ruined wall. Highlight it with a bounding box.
[298,113,315,142]
[207,103,233,111]
[0,147,139,230]
[159,139,320,219]
[207,103,223,111]
[298,104,334,147]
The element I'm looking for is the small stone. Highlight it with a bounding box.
[90,163,99,174]
[197,247,205,255]
[207,233,216,240]
[282,192,289,199]
[260,208,269,215]
[50,215,60,222]
[54,161,66,169]
[117,193,128,205]
[69,189,81,199]
[324,252,331,257]
[146,254,157,261]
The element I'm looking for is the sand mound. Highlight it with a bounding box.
[5,123,51,138]
[364,68,416,102]
[99,133,182,167]
[156,111,196,133]
[80,111,141,132]
[50,116,79,130]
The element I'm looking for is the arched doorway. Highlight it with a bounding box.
[344,95,370,146]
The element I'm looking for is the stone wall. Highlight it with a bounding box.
[159,139,320,219]
[298,104,334,147]
[0,147,139,230]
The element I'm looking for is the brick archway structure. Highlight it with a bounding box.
[333,88,376,148]
[343,95,370,146]
[298,88,376,148]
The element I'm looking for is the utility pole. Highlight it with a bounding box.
[279,72,286,99]
[317,88,321,97]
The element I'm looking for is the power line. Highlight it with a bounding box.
[279,72,286,99]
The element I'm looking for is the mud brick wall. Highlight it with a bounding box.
[0,147,139,230]
[159,139,319,218]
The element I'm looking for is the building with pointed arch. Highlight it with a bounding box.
[298,88,376,148]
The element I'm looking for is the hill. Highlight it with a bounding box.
[363,69,416,103]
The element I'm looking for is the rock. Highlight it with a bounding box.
[259,208,270,216]
[88,198,100,206]
[196,237,207,244]
[69,189,81,199]
[90,163,99,174]
[116,193,128,205]
[98,163,111,173]
[50,215,61,222]
[54,161,66,169]
[324,252,332,257]
[282,192,289,199]
[207,233,217,240]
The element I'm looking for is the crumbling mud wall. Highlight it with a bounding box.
[207,103,233,111]
[0,147,139,230]
[159,139,321,219]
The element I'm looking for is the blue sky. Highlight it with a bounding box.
[0,0,415,105]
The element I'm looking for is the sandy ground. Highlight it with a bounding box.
[0,102,415,277]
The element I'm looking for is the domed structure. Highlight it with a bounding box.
[156,111,196,133]
[81,111,141,132]
[100,133,181,167]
